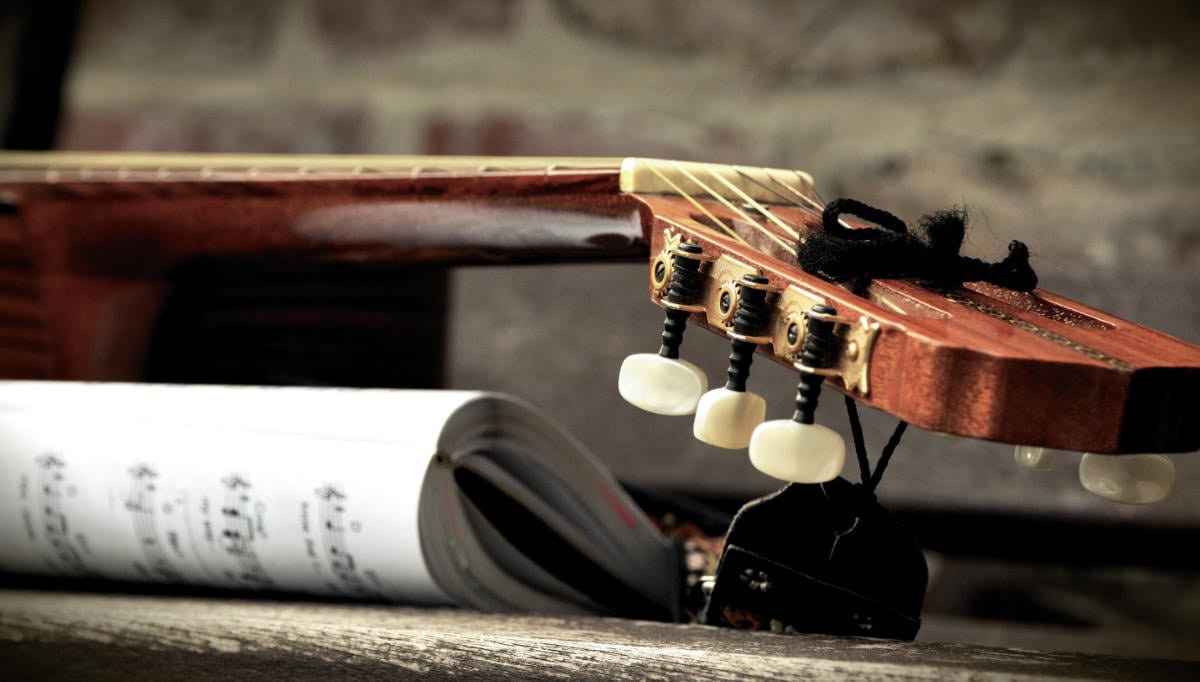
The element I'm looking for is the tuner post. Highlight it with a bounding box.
[792,304,837,425]
[618,243,709,416]
[658,243,705,360]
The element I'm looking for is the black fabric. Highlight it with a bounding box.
[797,199,1038,294]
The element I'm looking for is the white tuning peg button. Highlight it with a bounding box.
[692,387,766,449]
[748,420,846,483]
[618,353,708,415]
[1014,445,1054,471]
[1079,453,1175,505]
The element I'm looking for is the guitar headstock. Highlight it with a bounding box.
[616,159,1199,503]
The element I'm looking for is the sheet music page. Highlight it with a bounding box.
[0,382,481,604]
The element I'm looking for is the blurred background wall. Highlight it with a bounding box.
[3,0,1199,657]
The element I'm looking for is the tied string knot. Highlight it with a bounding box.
[797,198,1038,294]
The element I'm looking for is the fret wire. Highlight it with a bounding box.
[669,161,792,253]
[642,163,748,245]
[704,164,800,240]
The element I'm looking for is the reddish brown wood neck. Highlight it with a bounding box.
[0,158,647,382]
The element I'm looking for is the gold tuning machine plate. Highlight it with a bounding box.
[792,313,881,395]
[650,248,880,396]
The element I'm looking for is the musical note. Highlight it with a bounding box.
[316,484,381,598]
[222,475,251,490]
[36,453,88,575]
[315,485,345,501]
[129,464,155,479]
[218,473,272,587]
[124,463,183,582]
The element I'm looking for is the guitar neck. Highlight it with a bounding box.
[0,152,646,268]
[0,152,813,380]
[2,152,1197,454]
[0,150,827,289]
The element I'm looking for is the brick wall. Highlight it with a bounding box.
[52,0,1200,518]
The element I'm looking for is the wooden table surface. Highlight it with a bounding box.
[1,588,1196,681]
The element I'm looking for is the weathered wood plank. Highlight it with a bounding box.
[0,589,1195,681]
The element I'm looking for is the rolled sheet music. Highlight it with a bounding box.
[0,382,681,621]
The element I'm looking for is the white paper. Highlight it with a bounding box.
[0,382,481,604]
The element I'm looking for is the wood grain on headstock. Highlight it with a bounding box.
[632,189,1199,455]
[0,152,1196,454]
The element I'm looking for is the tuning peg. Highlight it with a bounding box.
[694,275,771,448]
[694,388,766,449]
[1079,453,1174,505]
[748,304,847,483]
[619,243,708,415]
[1014,445,1054,470]
[749,420,846,483]
[618,354,707,415]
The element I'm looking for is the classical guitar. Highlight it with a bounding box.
[1,152,1196,503]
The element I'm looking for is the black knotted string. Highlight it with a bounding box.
[797,198,1038,297]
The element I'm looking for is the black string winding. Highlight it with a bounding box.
[843,395,907,497]
[797,198,1038,296]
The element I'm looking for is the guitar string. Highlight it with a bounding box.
[730,165,859,241]
[781,169,825,210]
[732,166,818,214]
[641,163,749,245]
[735,167,818,209]
[702,164,800,240]
[756,168,858,234]
[765,168,827,213]
[669,161,794,253]
[731,166,844,241]
[669,161,769,244]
